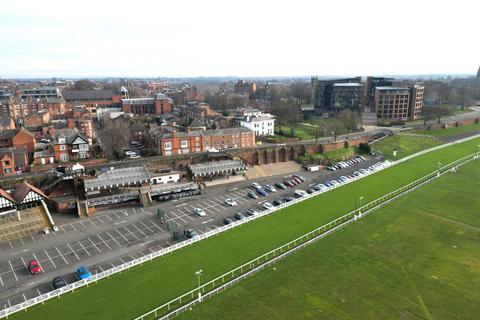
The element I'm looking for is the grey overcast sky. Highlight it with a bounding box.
[0,0,478,78]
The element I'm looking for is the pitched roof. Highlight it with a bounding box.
[11,181,48,203]
[63,90,117,101]
[0,117,13,127]
[14,127,35,138]
[0,188,16,203]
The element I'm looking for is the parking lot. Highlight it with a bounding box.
[0,156,380,310]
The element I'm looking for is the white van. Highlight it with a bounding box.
[294,190,307,197]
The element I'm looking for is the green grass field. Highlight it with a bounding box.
[177,160,480,320]
[10,137,480,320]
[416,123,480,137]
[275,125,314,140]
[371,134,443,159]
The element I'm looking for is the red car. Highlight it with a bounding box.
[291,177,302,184]
[28,260,42,275]
[284,180,294,187]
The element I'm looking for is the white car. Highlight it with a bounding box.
[251,182,261,189]
[193,208,206,217]
[225,198,238,206]
[129,155,141,159]
[262,202,274,210]
[265,184,276,193]
[294,190,307,197]
[125,151,136,156]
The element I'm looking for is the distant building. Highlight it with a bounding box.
[311,76,362,114]
[20,87,61,100]
[12,128,36,154]
[237,109,275,136]
[364,77,395,112]
[0,147,28,175]
[234,80,257,95]
[373,87,411,121]
[23,110,50,128]
[121,93,173,116]
[63,89,127,109]
[0,117,15,131]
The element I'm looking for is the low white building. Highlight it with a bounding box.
[150,171,180,185]
[239,111,275,136]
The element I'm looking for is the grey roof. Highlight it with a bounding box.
[0,117,13,127]
[188,160,246,177]
[63,90,117,101]
[84,166,151,191]
[0,146,28,167]
[376,86,410,91]
[54,129,88,144]
[333,83,363,87]
[34,150,54,158]
[0,130,15,139]
[201,127,251,136]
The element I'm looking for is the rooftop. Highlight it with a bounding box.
[188,159,246,177]
[333,83,363,87]
[376,86,410,91]
[84,166,151,191]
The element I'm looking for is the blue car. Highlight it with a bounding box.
[75,266,92,280]
[256,188,268,196]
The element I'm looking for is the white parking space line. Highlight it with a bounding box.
[77,241,91,257]
[131,223,147,236]
[44,249,56,268]
[19,237,25,246]
[138,221,156,234]
[176,208,196,220]
[146,219,165,232]
[106,231,122,247]
[8,241,13,249]
[8,260,18,282]
[96,234,112,250]
[70,223,79,232]
[0,275,3,287]
[111,211,122,219]
[199,200,222,213]
[87,237,102,253]
[169,211,188,223]
[55,246,68,265]
[141,207,145,212]
[132,208,136,214]
[113,228,131,243]
[67,243,80,260]
[123,226,140,240]
[86,219,96,227]
[20,256,32,277]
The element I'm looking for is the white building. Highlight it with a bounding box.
[239,110,275,136]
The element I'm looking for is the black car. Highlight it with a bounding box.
[246,208,258,216]
[306,188,315,194]
[51,276,67,290]
[284,196,295,202]
[272,199,284,206]
[247,191,258,199]
[223,218,234,225]
[234,212,246,220]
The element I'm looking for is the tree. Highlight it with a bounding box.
[72,79,96,90]
[271,98,301,129]
[290,81,312,104]
[336,110,360,133]
[421,106,452,125]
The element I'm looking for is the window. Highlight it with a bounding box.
[60,145,66,151]
[180,140,188,148]
[164,141,172,150]
[4,160,10,166]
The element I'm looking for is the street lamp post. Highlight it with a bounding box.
[196,269,203,302]
[355,196,364,212]
[437,162,442,176]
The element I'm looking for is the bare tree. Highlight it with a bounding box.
[336,110,360,133]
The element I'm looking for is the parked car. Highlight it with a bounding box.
[256,188,268,196]
[184,229,199,239]
[251,182,261,189]
[284,180,295,187]
[193,208,206,217]
[314,184,327,191]
[75,266,92,280]
[262,202,274,210]
[272,199,284,206]
[265,184,277,193]
[40,138,51,143]
[51,276,67,290]
[284,196,295,202]
[246,208,259,217]
[247,191,258,199]
[292,174,305,182]
[125,150,136,156]
[357,155,366,161]
[223,217,234,225]
[129,155,141,159]
[326,166,337,171]
[291,177,302,184]
[225,198,238,206]
[28,259,42,275]
[294,190,307,197]
[275,182,287,190]
[306,188,315,194]
[234,212,246,220]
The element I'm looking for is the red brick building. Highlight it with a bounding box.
[63,89,126,109]
[12,128,36,154]
[0,117,15,131]
[149,127,254,156]
[0,147,28,175]
[121,93,173,116]
[23,111,50,128]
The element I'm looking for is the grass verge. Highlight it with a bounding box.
[371,134,443,159]
[416,123,480,137]
[177,160,480,320]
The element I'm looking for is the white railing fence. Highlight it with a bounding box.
[1,133,479,319]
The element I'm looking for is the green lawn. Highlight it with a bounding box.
[275,125,314,140]
[416,123,480,137]
[10,137,480,320]
[177,160,480,320]
[303,147,357,164]
[371,134,443,159]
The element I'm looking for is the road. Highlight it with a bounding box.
[0,156,381,310]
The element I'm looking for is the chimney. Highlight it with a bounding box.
[172,130,177,138]
[186,127,191,134]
